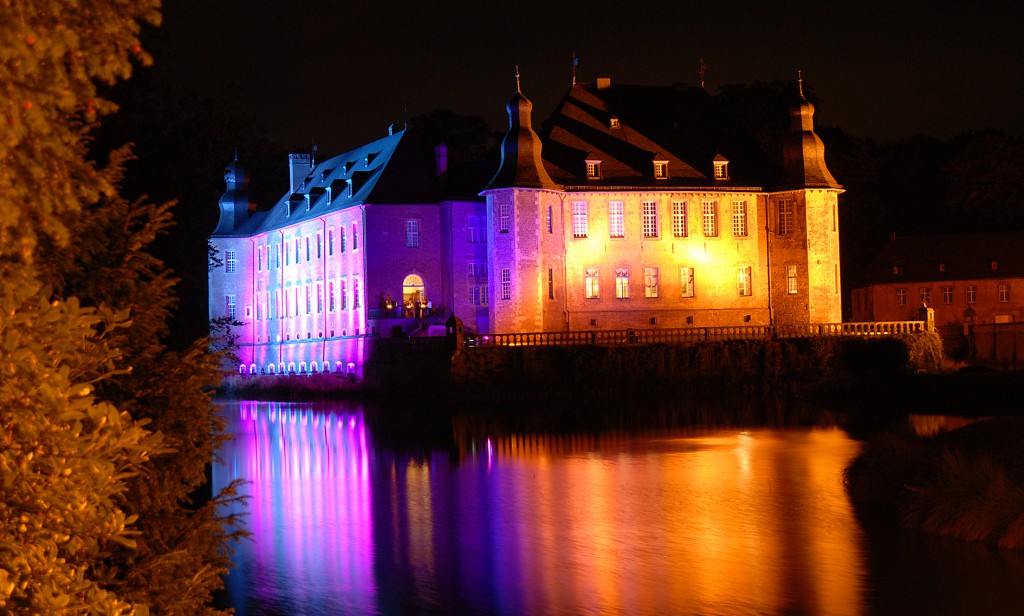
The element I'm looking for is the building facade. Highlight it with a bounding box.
[210,73,844,374]
[851,231,1024,326]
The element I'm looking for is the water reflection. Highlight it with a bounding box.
[213,401,1024,616]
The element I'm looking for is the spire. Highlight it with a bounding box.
[779,72,841,189]
[484,68,558,191]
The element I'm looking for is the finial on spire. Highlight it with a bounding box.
[515,65,521,93]
[571,52,579,86]
[797,69,804,98]
[699,56,708,89]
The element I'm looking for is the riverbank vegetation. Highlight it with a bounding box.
[845,416,1024,550]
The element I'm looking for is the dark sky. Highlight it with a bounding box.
[157,0,1023,155]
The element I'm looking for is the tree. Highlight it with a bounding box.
[1,1,241,613]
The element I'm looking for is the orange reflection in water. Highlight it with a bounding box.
[482,428,865,615]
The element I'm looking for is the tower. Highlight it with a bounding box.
[481,69,564,333]
[213,154,253,235]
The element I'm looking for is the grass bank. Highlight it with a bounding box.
[845,416,1024,550]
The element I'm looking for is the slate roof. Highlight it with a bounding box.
[861,231,1024,285]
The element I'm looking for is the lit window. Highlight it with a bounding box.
[572,201,589,238]
[352,224,359,250]
[778,200,793,236]
[702,201,718,237]
[615,267,630,299]
[642,201,659,238]
[585,268,600,299]
[653,160,668,179]
[353,278,360,308]
[328,229,335,256]
[406,219,420,248]
[339,227,346,252]
[500,268,511,300]
[998,283,1010,303]
[499,200,511,233]
[896,288,907,306]
[609,202,624,238]
[586,160,601,180]
[787,264,798,295]
[942,286,953,304]
[966,285,976,304]
[306,285,312,314]
[919,287,931,305]
[316,283,323,313]
[547,206,553,234]
[738,266,752,297]
[329,281,335,311]
[644,267,659,298]
[680,267,694,298]
[225,295,236,319]
[225,250,237,273]
[609,116,620,129]
[672,201,688,238]
[340,280,347,310]
[714,160,729,180]
[732,201,748,237]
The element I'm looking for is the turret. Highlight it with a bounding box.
[484,67,558,190]
[779,73,841,190]
[213,154,253,235]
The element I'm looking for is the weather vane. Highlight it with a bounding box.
[699,56,708,89]
[798,70,804,98]
[515,65,521,93]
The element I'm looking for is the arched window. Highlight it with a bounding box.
[268,363,277,374]
[299,361,307,374]
[239,364,248,375]
[288,362,296,374]
[402,274,426,317]
[311,361,319,373]
[249,364,257,374]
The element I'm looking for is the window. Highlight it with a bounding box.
[778,200,793,236]
[672,201,688,238]
[467,262,483,282]
[340,280,347,310]
[306,285,312,314]
[353,279,361,309]
[896,288,907,306]
[615,267,630,299]
[653,160,668,179]
[787,264,798,295]
[471,285,489,306]
[546,206,553,234]
[586,160,601,179]
[999,283,1010,303]
[316,233,323,259]
[642,201,659,238]
[680,267,694,298]
[500,268,511,300]
[644,267,659,298]
[329,281,335,311]
[317,283,323,313]
[738,266,752,297]
[352,224,358,250]
[339,227,346,252]
[919,287,931,305]
[285,242,290,266]
[406,219,420,248]
[942,286,953,304]
[548,268,554,299]
[732,201,748,237]
[225,250,236,273]
[499,201,510,233]
[714,160,729,180]
[328,229,335,256]
[572,201,589,238]
[609,202,624,238]
[257,247,263,272]
[225,295,236,319]
[585,268,600,299]
[966,285,977,304]
[467,215,484,243]
[702,201,718,237]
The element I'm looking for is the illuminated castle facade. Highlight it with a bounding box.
[210,74,842,375]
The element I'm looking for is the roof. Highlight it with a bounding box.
[861,231,1024,284]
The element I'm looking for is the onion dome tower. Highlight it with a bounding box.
[213,153,253,235]
[780,73,841,190]
[485,67,558,190]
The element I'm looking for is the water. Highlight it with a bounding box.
[212,401,1024,615]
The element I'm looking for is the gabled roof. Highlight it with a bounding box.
[862,231,1024,284]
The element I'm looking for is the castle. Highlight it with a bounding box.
[209,72,842,376]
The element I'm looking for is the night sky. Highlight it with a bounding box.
[157,1,1023,154]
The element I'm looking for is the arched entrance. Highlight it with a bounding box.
[402,274,426,318]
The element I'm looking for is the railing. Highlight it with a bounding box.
[475,321,926,348]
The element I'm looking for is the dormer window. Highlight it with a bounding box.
[991,260,999,271]
[653,159,669,180]
[609,116,620,129]
[892,263,903,275]
[585,159,602,180]
[713,154,730,181]
[938,262,946,273]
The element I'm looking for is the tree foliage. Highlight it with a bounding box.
[1,1,241,613]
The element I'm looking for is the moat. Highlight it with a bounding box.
[213,399,1024,615]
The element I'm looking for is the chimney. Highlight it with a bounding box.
[596,77,612,90]
[435,144,448,177]
[288,153,313,193]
